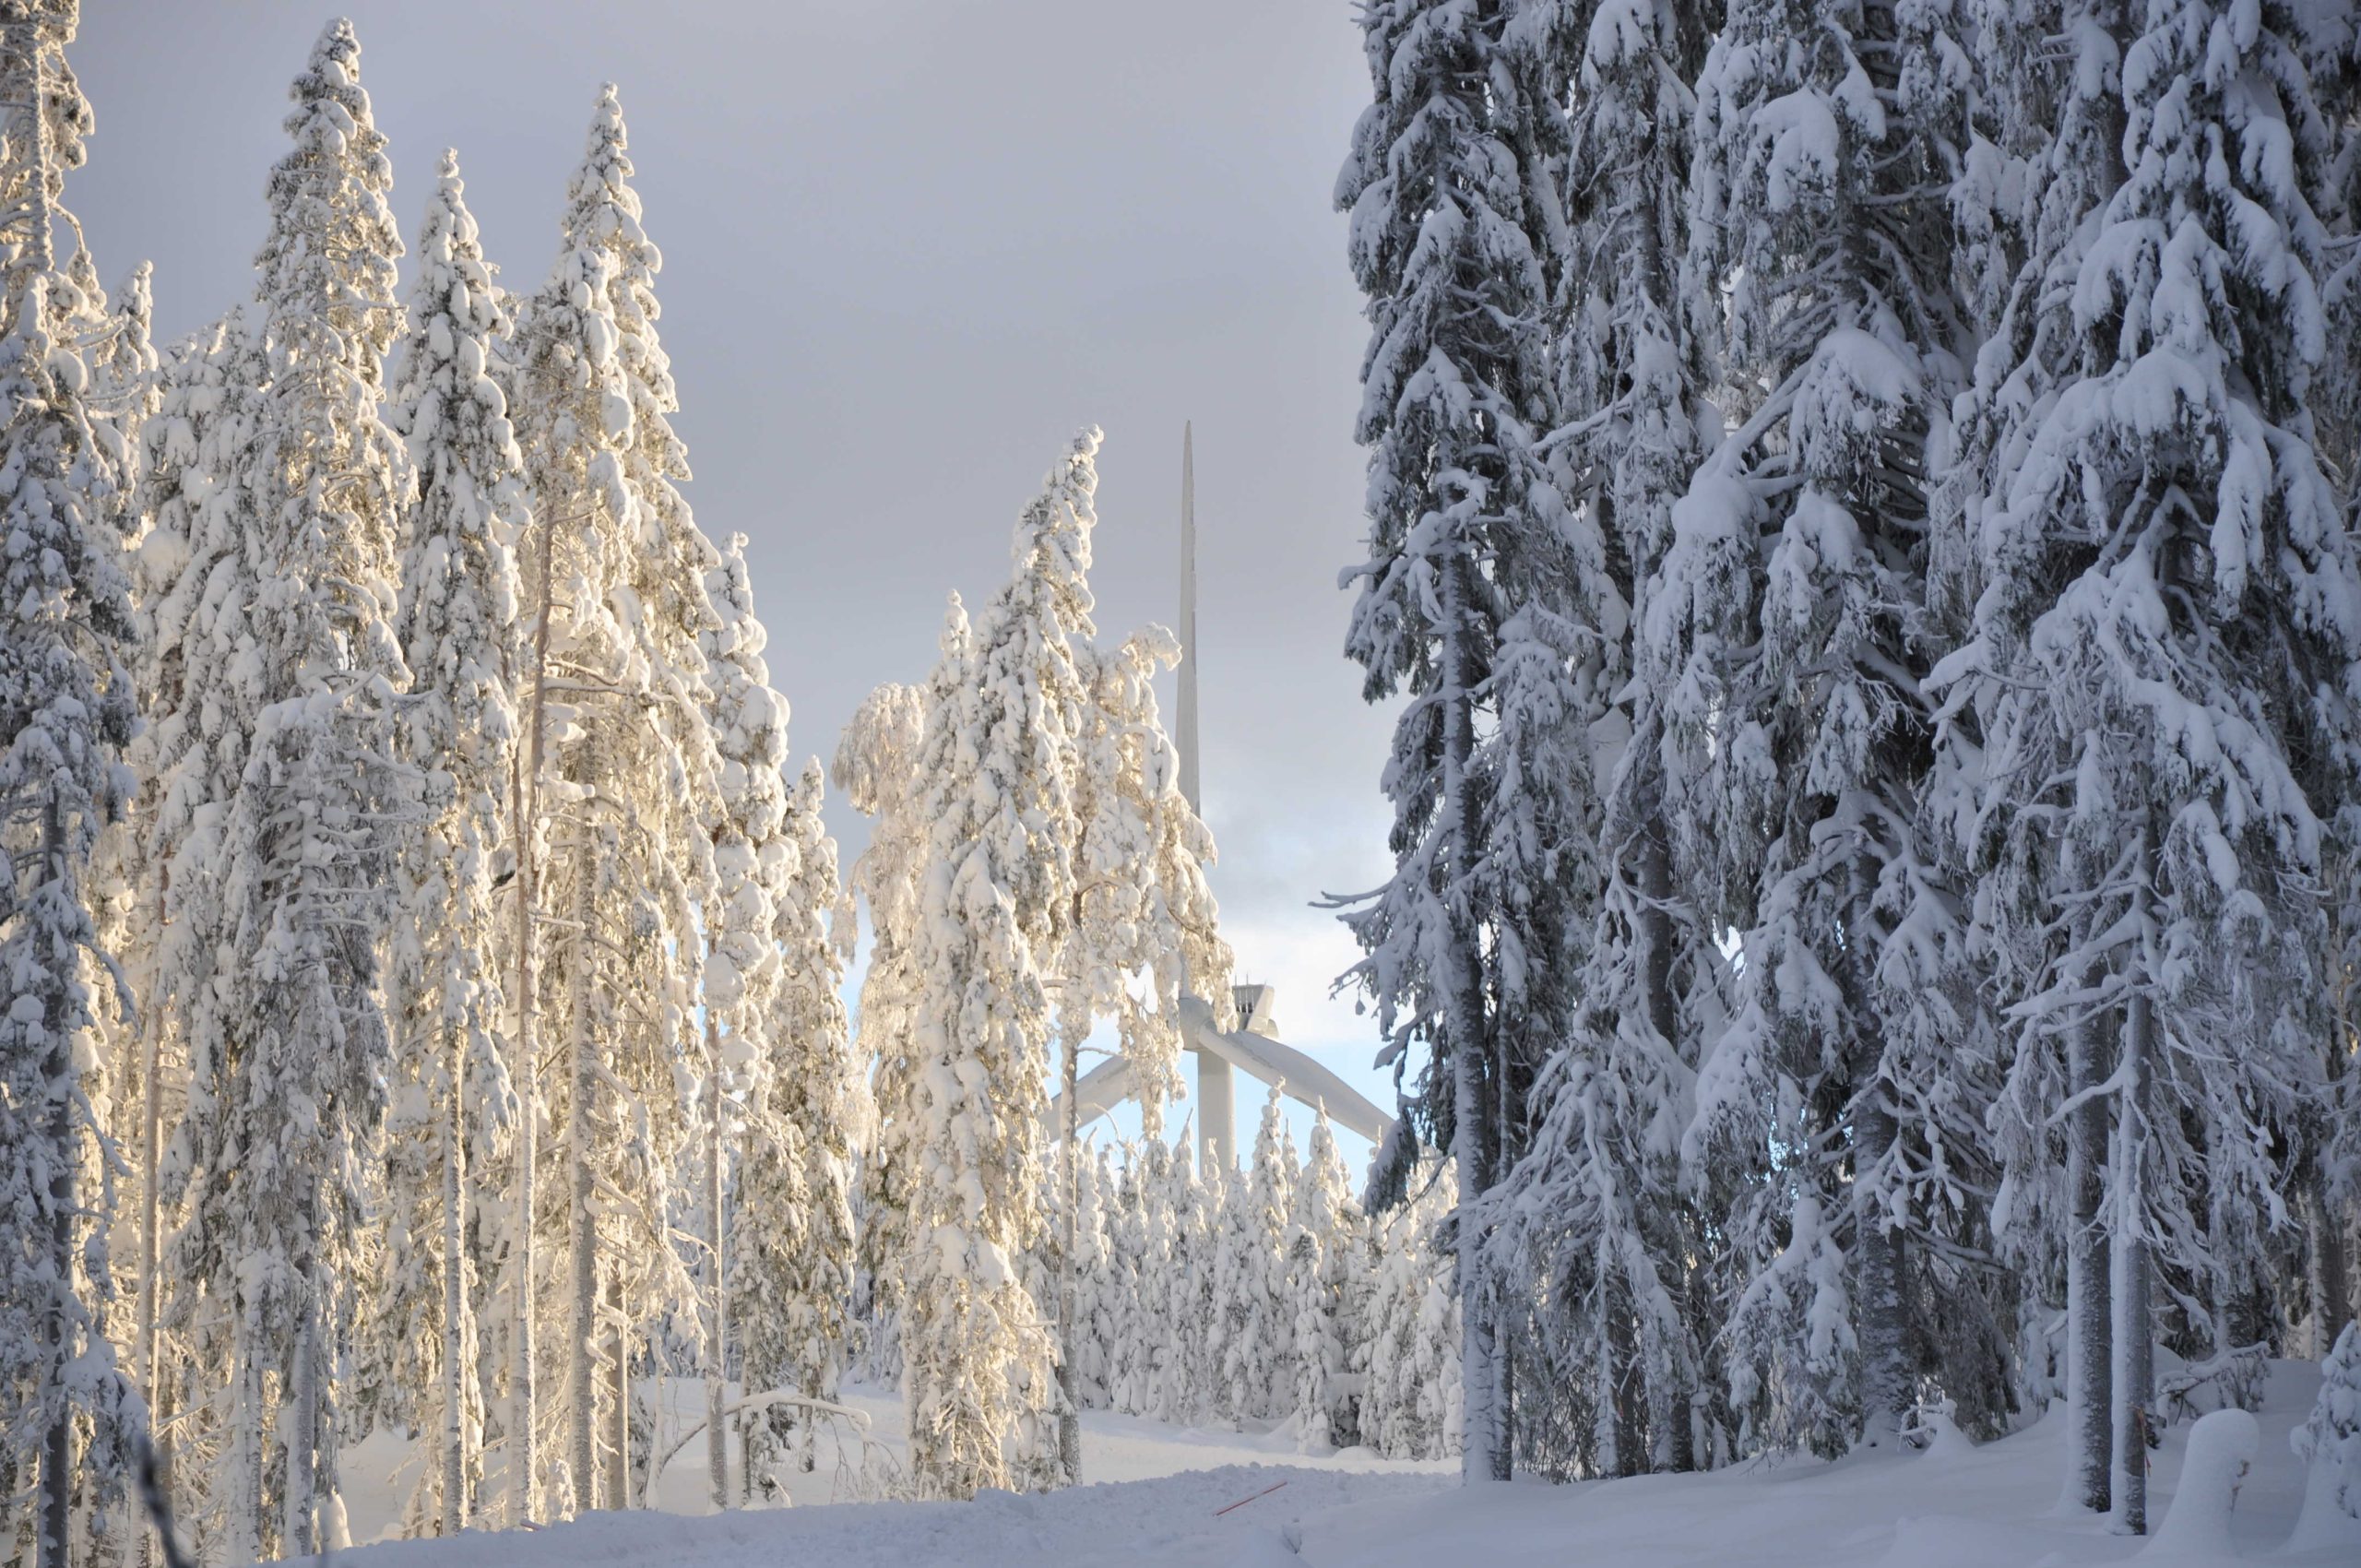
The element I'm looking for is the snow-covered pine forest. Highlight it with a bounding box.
[1334,0,2361,1539]
[3,0,2360,1565]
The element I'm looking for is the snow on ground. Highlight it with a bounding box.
[326,1362,2361,1567]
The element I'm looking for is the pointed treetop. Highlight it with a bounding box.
[938,589,972,661]
[564,81,650,259]
[415,148,482,270]
[261,13,398,347]
[289,17,374,140]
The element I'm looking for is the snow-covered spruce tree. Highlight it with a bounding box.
[160,20,414,1559]
[694,531,785,1509]
[509,83,721,1515]
[1074,1146,1117,1410]
[1291,1111,1362,1451]
[1335,0,1579,1480]
[1105,1146,1151,1416]
[374,148,525,1538]
[897,432,1102,1498]
[1482,0,1727,1482]
[716,582,858,1503]
[1151,1133,1207,1426]
[1061,625,1231,1142]
[0,9,139,1562]
[119,306,251,1552]
[834,677,929,1372]
[1050,620,1232,1473]
[2292,1320,2361,1542]
[1930,0,2361,1532]
[1225,1088,1297,1421]
[1657,0,1991,1458]
[1927,0,2135,1512]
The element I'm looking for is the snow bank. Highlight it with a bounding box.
[313,1361,2354,1567]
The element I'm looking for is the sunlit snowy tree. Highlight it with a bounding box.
[375,148,525,1538]
[0,9,139,1561]
[509,83,721,1515]
[161,21,414,1557]
[1335,0,1576,1480]
[1931,0,2361,1530]
[897,432,1101,1497]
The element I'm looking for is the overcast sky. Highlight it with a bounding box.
[72,3,1401,1164]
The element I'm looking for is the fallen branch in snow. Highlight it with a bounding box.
[651,1387,880,1481]
[1214,1480,1288,1516]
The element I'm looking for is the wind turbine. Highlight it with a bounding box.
[1047,424,1393,1164]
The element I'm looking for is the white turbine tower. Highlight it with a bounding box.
[1177,422,1238,1170]
[1047,426,1392,1164]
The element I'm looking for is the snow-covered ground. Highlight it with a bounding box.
[326,1363,2359,1567]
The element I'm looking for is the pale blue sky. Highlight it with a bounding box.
[74,3,1404,1169]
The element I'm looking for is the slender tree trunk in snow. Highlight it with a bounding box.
[443,1024,469,1532]
[36,807,74,1568]
[608,1283,630,1509]
[1057,1021,1084,1485]
[567,842,598,1514]
[1604,1265,1640,1476]
[1845,861,1907,1448]
[2112,922,2154,1537]
[1854,1098,1907,1445]
[134,866,170,1567]
[706,1015,728,1512]
[287,1245,320,1560]
[1638,807,1695,1473]
[508,529,554,1526]
[1439,563,1502,1483]
[2313,1183,2352,1356]
[229,1308,261,1568]
[2066,996,2113,1513]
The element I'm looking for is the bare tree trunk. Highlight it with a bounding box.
[443,1024,469,1533]
[567,844,598,1514]
[1438,562,1503,1484]
[2112,828,2155,1536]
[1855,1096,1908,1447]
[38,803,74,1568]
[1057,1022,1084,1486]
[133,868,170,1568]
[608,1289,631,1510]
[1637,797,1696,1474]
[1604,1268,1640,1477]
[286,1254,319,1560]
[706,1014,729,1512]
[228,1308,262,1568]
[508,518,555,1526]
[2067,998,2113,1514]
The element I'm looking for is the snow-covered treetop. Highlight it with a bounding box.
[251,14,410,693]
[701,530,790,1022]
[393,148,525,744]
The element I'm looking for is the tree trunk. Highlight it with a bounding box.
[1855,1097,1908,1446]
[706,1014,729,1512]
[2067,996,2113,1514]
[1057,1021,1084,1486]
[2315,1182,2352,1355]
[287,1266,319,1560]
[2112,835,2155,1537]
[37,803,74,1568]
[567,846,598,1515]
[1637,797,1696,1475]
[229,1308,262,1568]
[608,1292,631,1509]
[1604,1266,1640,1477]
[443,1024,469,1533]
[508,517,554,1526]
[1439,561,1503,1483]
[133,865,170,1568]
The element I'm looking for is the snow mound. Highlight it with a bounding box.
[2142,1408,2257,1562]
